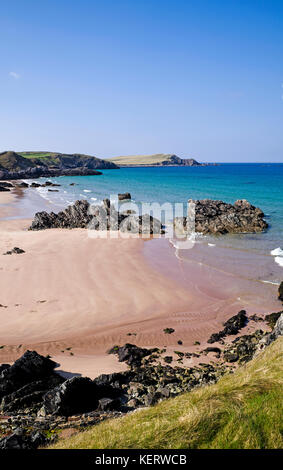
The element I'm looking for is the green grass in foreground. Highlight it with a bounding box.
[50,337,283,449]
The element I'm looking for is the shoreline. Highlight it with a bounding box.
[0,187,281,378]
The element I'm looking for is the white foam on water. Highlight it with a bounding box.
[262,280,280,285]
[208,243,216,247]
[83,189,91,193]
[271,247,283,256]
[274,256,283,267]
[91,197,97,201]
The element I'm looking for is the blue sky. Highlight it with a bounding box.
[1,0,283,162]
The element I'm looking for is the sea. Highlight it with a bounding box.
[25,163,283,288]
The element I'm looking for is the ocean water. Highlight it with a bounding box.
[30,163,283,284]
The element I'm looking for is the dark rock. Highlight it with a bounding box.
[0,364,10,374]
[31,182,41,188]
[0,350,58,399]
[43,376,99,416]
[29,199,164,235]
[174,199,268,235]
[94,371,132,391]
[3,247,25,255]
[118,193,131,201]
[163,328,175,334]
[0,181,13,188]
[265,311,283,329]
[1,375,63,412]
[109,343,153,367]
[98,397,120,411]
[163,356,173,364]
[279,282,283,302]
[17,182,29,188]
[261,313,283,347]
[203,347,222,358]
[143,392,162,406]
[0,428,32,449]
[0,186,10,192]
[0,167,103,181]
[223,330,265,363]
[207,310,247,343]
[48,189,59,192]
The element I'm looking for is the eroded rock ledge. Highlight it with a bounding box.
[174,199,268,234]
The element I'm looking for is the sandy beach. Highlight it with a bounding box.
[0,187,280,378]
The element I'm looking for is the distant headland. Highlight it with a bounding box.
[0,151,211,180]
[108,153,210,167]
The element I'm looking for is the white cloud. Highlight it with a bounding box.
[9,71,20,79]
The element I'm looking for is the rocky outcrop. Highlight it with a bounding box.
[279,282,283,302]
[0,167,103,181]
[118,192,131,201]
[0,351,61,401]
[108,343,156,367]
[43,377,100,416]
[207,310,248,343]
[174,199,268,235]
[0,151,119,180]
[3,247,25,255]
[223,330,265,363]
[29,199,164,235]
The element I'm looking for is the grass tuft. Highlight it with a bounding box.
[49,338,283,449]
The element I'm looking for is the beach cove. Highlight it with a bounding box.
[0,178,281,379]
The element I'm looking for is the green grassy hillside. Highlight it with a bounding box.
[0,151,32,171]
[50,337,283,450]
[0,151,118,171]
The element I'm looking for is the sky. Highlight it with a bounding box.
[1,0,283,162]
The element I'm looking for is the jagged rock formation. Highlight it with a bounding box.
[29,199,164,235]
[279,282,283,302]
[174,199,268,234]
[207,310,248,344]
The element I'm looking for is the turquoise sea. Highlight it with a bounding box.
[30,163,283,285]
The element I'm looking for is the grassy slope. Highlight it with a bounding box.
[20,152,52,159]
[109,154,174,165]
[50,337,283,450]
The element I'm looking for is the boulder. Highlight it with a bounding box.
[0,375,63,413]
[109,343,153,367]
[118,193,131,201]
[43,376,99,416]
[98,397,121,411]
[279,282,283,302]
[3,247,25,255]
[207,310,247,343]
[0,350,58,399]
[223,330,264,363]
[0,186,10,192]
[0,182,13,188]
[174,199,268,235]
